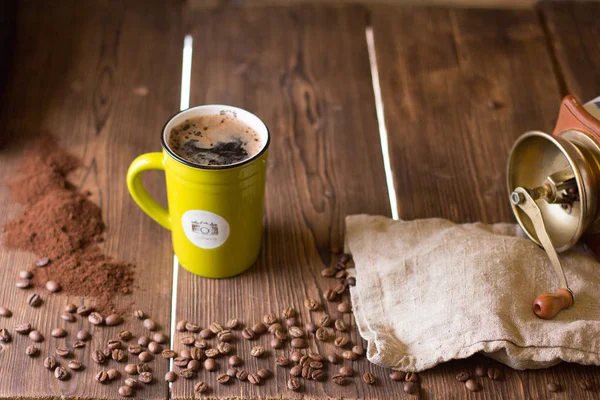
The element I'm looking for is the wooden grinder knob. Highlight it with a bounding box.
[533,288,574,319]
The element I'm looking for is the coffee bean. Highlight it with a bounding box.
[465,379,481,392]
[0,329,11,342]
[215,373,229,384]
[188,360,201,371]
[315,328,329,342]
[290,365,302,377]
[547,382,561,392]
[352,345,365,356]
[320,315,333,327]
[313,369,325,381]
[137,363,150,374]
[105,313,122,326]
[73,341,85,348]
[363,372,376,385]
[138,371,153,384]
[165,371,177,382]
[149,332,166,345]
[43,356,57,370]
[282,307,296,319]
[274,330,288,341]
[226,318,239,329]
[339,366,354,377]
[236,369,248,381]
[334,337,349,347]
[76,305,93,316]
[194,381,209,394]
[95,371,109,383]
[119,330,133,341]
[118,385,133,398]
[229,355,242,366]
[106,339,121,350]
[291,338,307,349]
[132,309,145,320]
[579,379,593,391]
[289,326,305,338]
[191,348,204,360]
[29,330,44,342]
[248,372,261,385]
[92,350,106,364]
[125,378,137,388]
[252,322,267,335]
[60,312,75,322]
[27,293,42,307]
[335,270,347,279]
[263,313,277,325]
[56,346,71,358]
[200,328,214,339]
[405,372,419,382]
[332,374,347,386]
[162,349,176,359]
[309,361,324,369]
[325,353,339,364]
[0,307,12,317]
[36,257,50,267]
[51,328,67,338]
[217,329,233,342]
[15,323,31,334]
[250,345,265,357]
[180,335,194,347]
[303,323,317,335]
[342,350,357,361]
[268,323,283,334]
[241,328,255,340]
[299,355,310,366]
[185,322,200,333]
[138,351,153,362]
[273,356,288,367]
[338,302,352,313]
[334,281,348,295]
[174,356,189,367]
[77,329,90,341]
[202,348,217,358]
[304,299,320,311]
[88,312,104,325]
[324,289,338,301]
[68,360,82,371]
[108,369,121,381]
[404,381,418,394]
[143,318,158,331]
[128,344,142,355]
[219,343,233,355]
[204,358,218,371]
[112,349,126,362]
[25,344,39,356]
[175,320,187,332]
[286,318,298,327]
[270,338,283,349]
[321,267,336,277]
[179,368,194,379]
[390,370,405,381]
[209,322,224,334]
[455,371,469,382]
[148,341,162,354]
[125,364,138,375]
[102,348,111,358]
[475,365,486,377]
[45,280,61,293]
[19,270,33,279]
[487,366,503,380]
[287,377,301,391]
[335,319,348,331]
[54,366,68,380]
[347,277,356,286]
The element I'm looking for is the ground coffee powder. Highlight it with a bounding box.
[3,134,135,313]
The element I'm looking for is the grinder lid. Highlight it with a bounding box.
[507,130,597,252]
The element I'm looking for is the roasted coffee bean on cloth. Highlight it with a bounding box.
[345,215,600,371]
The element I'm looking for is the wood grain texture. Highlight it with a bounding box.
[173,6,394,399]
[539,1,600,103]
[373,5,600,399]
[0,1,182,398]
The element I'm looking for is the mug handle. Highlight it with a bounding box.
[126,152,171,230]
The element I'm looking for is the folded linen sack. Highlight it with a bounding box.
[345,215,600,371]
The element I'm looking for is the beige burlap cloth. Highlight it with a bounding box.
[345,215,600,372]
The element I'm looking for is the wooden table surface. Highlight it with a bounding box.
[0,1,599,399]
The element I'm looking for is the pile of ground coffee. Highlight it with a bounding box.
[2,134,135,313]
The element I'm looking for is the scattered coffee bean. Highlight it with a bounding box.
[133,309,145,320]
[0,329,11,342]
[328,353,341,364]
[73,341,85,348]
[334,281,348,295]
[215,373,229,384]
[188,360,201,371]
[287,377,301,391]
[88,312,104,325]
[312,369,325,381]
[51,328,67,338]
[288,326,304,338]
[309,361,324,370]
[218,342,232,355]
[42,357,57,372]
[60,312,75,322]
[204,358,218,371]
[36,257,50,267]
[304,298,320,311]
[138,371,153,384]
[274,356,289,367]
[150,331,166,344]
[290,365,302,377]
[125,378,137,388]
[229,355,242,366]
[194,381,209,394]
[137,363,150,374]
[248,372,261,385]
[405,372,419,382]
[200,328,214,339]
[338,302,352,313]
[76,305,93,316]
[62,304,76,313]
[226,318,239,329]
[334,336,349,347]
[27,293,42,307]
[404,381,418,394]
[175,320,187,332]
[185,322,200,333]
[299,355,310,366]
[204,348,218,358]
[92,350,106,364]
[282,306,296,319]
[209,322,224,334]
[304,323,317,334]
[339,366,354,377]
[579,378,593,391]
[263,313,277,325]
[455,371,470,382]
[119,330,133,341]
[0,307,12,317]
[143,318,158,331]
[321,267,336,277]
[16,279,30,289]
[112,349,126,362]
[465,379,481,392]
[179,368,194,379]
[138,351,153,362]
[25,344,39,356]
[315,328,329,342]
[257,368,271,379]
[128,343,142,354]
[148,341,162,354]
[77,330,90,341]
[95,371,109,383]
[19,270,33,279]
[56,346,71,358]
[45,280,61,293]
[363,372,376,385]
[29,330,44,342]
[54,366,68,380]
[162,349,176,359]
[274,330,288,341]
[217,329,233,342]
[165,371,178,382]
[105,313,122,326]
[335,319,348,331]
[250,345,265,357]
[352,345,365,356]
[291,338,307,349]
[286,317,298,327]
[15,323,31,334]
[342,350,357,361]
[180,336,194,347]
[174,356,189,367]
[118,385,133,398]
[67,360,82,371]
[332,374,347,386]
[547,382,561,392]
[324,289,338,301]
[236,369,249,381]
[270,338,283,349]
[475,365,486,377]
[347,277,356,286]
[268,323,283,334]
[102,348,111,358]
[320,315,333,327]
[335,270,347,279]
[125,364,138,375]
[252,322,267,335]
[242,328,255,340]
[390,370,405,381]
[487,366,503,380]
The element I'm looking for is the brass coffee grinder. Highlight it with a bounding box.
[508,95,600,319]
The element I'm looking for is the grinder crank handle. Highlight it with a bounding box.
[510,187,574,319]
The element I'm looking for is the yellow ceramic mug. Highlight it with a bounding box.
[126,105,269,278]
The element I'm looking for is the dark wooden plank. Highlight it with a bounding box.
[174,6,394,399]
[539,1,600,103]
[373,5,600,400]
[0,1,182,398]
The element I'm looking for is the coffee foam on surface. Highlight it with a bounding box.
[167,114,264,166]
